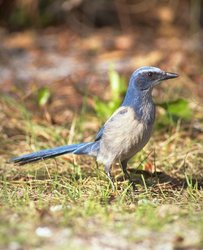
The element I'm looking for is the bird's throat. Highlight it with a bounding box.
[122,88,155,123]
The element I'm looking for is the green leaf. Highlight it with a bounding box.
[109,68,120,101]
[37,87,51,107]
[94,66,127,121]
[159,98,192,120]
[156,98,192,129]
[108,67,126,102]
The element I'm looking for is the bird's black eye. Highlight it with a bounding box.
[148,72,153,77]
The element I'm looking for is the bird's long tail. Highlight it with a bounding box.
[10,142,99,165]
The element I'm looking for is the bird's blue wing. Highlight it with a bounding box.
[95,126,104,141]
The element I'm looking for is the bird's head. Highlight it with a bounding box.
[131,66,179,91]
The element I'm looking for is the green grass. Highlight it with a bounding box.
[0,92,203,249]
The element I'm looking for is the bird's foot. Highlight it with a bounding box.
[104,165,116,191]
[123,170,138,191]
[106,172,115,191]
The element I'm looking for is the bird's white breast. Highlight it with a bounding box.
[97,106,154,166]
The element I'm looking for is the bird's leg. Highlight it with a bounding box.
[104,164,115,191]
[95,161,99,169]
[121,160,137,190]
[121,159,130,180]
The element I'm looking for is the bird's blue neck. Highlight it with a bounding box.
[121,83,155,122]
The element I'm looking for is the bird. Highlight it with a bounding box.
[10,66,178,187]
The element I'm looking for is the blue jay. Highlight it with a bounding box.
[10,66,178,184]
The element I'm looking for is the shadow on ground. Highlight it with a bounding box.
[116,169,203,191]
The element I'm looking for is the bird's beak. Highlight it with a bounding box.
[162,71,179,80]
[153,71,179,87]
